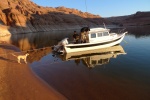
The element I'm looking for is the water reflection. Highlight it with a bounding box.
[27,47,52,63]
[57,45,126,68]
[126,26,150,38]
[0,34,11,43]
[10,30,74,51]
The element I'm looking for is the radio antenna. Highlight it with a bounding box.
[85,0,87,13]
[103,23,106,29]
[85,0,89,27]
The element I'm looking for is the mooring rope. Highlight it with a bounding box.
[31,58,68,68]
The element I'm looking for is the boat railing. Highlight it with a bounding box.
[117,28,126,34]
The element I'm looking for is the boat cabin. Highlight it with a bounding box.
[86,56,109,68]
[86,28,117,43]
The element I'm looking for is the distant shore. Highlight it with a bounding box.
[0,24,149,37]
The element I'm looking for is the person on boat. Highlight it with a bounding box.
[80,27,90,43]
[80,32,86,43]
[80,27,90,32]
[85,31,89,42]
[73,31,79,43]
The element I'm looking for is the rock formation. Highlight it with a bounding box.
[0,0,109,34]
[123,11,150,26]
[107,11,150,26]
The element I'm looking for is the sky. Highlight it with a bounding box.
[31,0,150,17]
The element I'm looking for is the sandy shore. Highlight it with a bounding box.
[0,44,67,100]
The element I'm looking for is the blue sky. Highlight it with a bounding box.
[32,0,150,17]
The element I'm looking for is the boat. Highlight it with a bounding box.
[57,45,126,68]
[53,27,127,54]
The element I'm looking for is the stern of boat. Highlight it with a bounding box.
[52,38,69,54]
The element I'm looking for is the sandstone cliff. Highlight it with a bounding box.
[123,11,150,26]
[107,11,150,26]
[0,0,109,34]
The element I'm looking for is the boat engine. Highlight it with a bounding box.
[52,38,68,54]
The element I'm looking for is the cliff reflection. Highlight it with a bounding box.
[0,34,11,43]
[126,26,150,38]
[59,45,126,68]
[110,26,150,38]
[10,30,73,51]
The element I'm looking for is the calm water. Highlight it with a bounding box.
[6,27,150,100]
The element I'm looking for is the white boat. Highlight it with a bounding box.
[58,45,126,68]
[53,27,127,54]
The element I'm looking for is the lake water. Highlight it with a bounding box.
[9,27,150,100]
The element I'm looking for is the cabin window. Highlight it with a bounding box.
[103,58,109,63]
[98,60,102,64]
[97,32,103,37]
[101,59,109,64]
[103,32,109,36]
[92,60,97,64]
[91,33,96,38]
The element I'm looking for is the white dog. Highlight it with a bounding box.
[12,53,29,64]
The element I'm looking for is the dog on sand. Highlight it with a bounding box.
[12,53,29,64]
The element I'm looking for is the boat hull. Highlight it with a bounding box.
[64,32,126,53]
[63,45,126,60]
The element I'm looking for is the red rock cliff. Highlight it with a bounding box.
[0,0,109,34]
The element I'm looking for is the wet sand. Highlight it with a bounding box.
[0,44,67,100]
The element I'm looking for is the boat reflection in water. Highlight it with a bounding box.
[59,45,126,68]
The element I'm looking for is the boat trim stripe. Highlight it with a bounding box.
[66,37,122,49]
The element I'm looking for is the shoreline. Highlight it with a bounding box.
[0,24,150,36]
[0,44,67,100]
